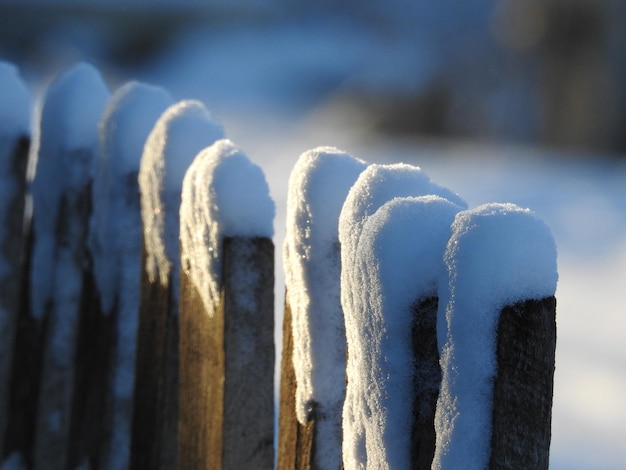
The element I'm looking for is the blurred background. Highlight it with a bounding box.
[1,1,625,469]
[1,0,626,154]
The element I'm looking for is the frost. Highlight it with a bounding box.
[139,99,224,290]
[283,146,366,469]
[180,138,274,315]
[433,203,558,469]
[342,195,462,469]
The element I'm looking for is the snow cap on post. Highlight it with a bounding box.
[30,62,109,319]
[283,146,366,468]
[139,99,224,287]
[342,195,462,469]
[433,203,558,470]
[0,61,31,270]
[91,81,174,314]
[180,138,274,315]
[339,162,466,323]
[0,61,31,139]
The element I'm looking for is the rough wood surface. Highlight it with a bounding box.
[131,252,171,470]
[0,135,30,459]
[490,296,557,470]
[67,271,113,470]
[178,236,274,470]
[410,296,441,470]
[277,296,316,470]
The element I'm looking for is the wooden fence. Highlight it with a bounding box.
[1,61,557,470]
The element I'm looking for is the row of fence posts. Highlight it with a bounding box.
[0,61,557,469]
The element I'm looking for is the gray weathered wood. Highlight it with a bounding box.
[277,295,316,470]
[0,135,30,459]
[410,295,441,470]
[490,296,557,470]
[178,236,274,470]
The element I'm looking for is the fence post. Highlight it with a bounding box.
[340,194,462,469]
[90,81,174,470]
[278,147,366,469]
[178,139,274,470]
[490,296,557,468]
[433,203,558,470]
[135,99,223,470]
[0,62,31,462]
[16,63,109,470]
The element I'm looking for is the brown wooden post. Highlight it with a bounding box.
[178,236,274,470]
[433,203,558,470]
[277,295,316,470]
[178,139,275,470]
[132,246,172,469]
[17,63,109,470]
[132,99,224,470]
[278,147,367,470]
[490,296,557,469]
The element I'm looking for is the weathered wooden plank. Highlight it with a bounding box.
[130,245,174,470]
[178,236,274,470]
[0,135,31,460]
[410,295,441,470]
[490,296,557,470]
[277,295,316,470]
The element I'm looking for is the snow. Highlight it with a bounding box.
[180,138,274,315]
[0,62,31,139]
[338,163,466,329]
[139,99,224,290]
[283,146,366,469]
[433,203,558,469]
[91,81,173,313]
[341,195,462,469]
[29,62,109,320]
[90,81,173,470]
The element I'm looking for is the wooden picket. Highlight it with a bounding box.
[277,296,316,470]
[410,296,441,469]
[178,237,275,470]
[490,296,557,469]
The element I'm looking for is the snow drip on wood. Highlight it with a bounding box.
[0,61,31,464]
[0,59,31,329]
[91,81,173,470]
[283,147,366,469]
[29,62,109,321]
[433,203,558,470]
[180,138,274,316]
[139,99,224,294]
[341,195,462,469]
[339,163,466,355]
[91,81,173,314]
[27,62,109,470]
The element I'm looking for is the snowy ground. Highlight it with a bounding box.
[5,10,626,468]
